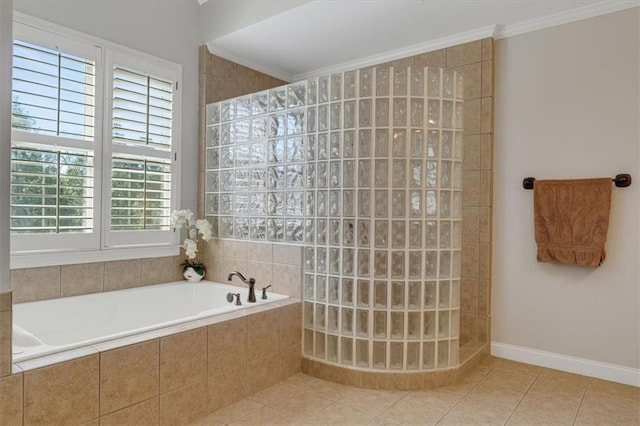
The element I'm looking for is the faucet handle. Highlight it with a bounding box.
[226,292,242,305]
[249,277,256,285]
[261,285,272,300]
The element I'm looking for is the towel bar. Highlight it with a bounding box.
[522,174,632,190]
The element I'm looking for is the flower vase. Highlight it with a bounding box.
[183,266,204,283]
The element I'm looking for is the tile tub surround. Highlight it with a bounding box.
[0,303,302,425]
[10,255,187,303]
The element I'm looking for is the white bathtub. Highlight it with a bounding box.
[12,280,290,363]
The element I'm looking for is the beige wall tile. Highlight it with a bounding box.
[463,134,481,171]
[478,280,490,317]
[100,397,159,426]
[223,258,248,286]
[460,314,478,344]
[0,291,12,312]
[481,97,493,134]
[273,244,303,266]
[207,365,247,412]
[481,60,493,98]
[479,207,491,244]
[237,65,261,96]
[462,171,480,207]
[24,355,99,425]
[160,380,207,426]
[447,40,482,68]
[480,170,492,207]
[246,351,281,393]
[460,279,478,315]
[0,311,11,377]
[279,303,302,348]
[462,207,479,243]
[211,76,237,103]
[451,62,482,100]
[247,309,280,361]
[208,317,246,376]
[463,98,481,135]
[479,243,491,280]
[271,263,302,299]
[100,341,160,415]
[481,38,493,61]
[224,240,247,259]
[279,344,302,381]
[462,243,480,279]
[378,57,415,68]
[413,48,447,69]
[104,259,141,291]
[480,133,493,171]
[12,266,61,303]
[160,327,207,393]
[211,55,237,79]
[173,255,187,282]
[198,72,207,107]
[141,256,176,286]
[246,242,272,262]
[478,316,490,342]
[0,373,23,425]
[259,74,287,91]
[246,260,273,289]
[60,262,104,297]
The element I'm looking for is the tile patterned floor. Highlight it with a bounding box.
[193,357,640,425]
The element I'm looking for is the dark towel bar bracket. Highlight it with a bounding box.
[523,174,632,190]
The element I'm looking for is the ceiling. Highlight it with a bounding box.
[203,0,637,81]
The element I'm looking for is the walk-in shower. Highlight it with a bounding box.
[204,67,463,372]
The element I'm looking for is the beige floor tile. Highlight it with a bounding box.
[378,396,449,425]
[304,402,377,425]
[283,372,318,388]
[267,390,333,418]
[465,382,525,410]
[248,382,298,404]
[587,378,640,402]
[210,399,265,424]
[537,368,589,387]
[574,404,640,426]
[506,410,572,426]
[580,388,639,421]
[302,378,352,401]
[514,394,580,424]
[368,416,402,425]
[438,398,514,426]
[405,389,464,410]
[526,379,585,405]
[493,359,542,377]
[437,377,480,395]
[188,412,226,426]
[339,388,407,417]
[465,365,492,383]
[229,406,304,426]
[480,369,537,392]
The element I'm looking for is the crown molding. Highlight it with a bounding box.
[293,25,497,81]
[205,42,293,83]
[495,0,639,39]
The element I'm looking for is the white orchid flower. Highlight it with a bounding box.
[183,238,198,260]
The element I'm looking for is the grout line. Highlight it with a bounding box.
[501,367,541,425]
[571,380,589,425]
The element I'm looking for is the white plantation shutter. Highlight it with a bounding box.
[10,25,101,254]
[10,18,181,265]
[105,52,180,248]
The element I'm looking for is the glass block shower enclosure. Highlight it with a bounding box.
[205,67,463,371]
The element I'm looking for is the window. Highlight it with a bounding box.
[10,19,181,267]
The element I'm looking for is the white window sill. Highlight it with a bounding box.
[10,245,181,269]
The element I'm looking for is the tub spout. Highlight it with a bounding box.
[227,271,257,303]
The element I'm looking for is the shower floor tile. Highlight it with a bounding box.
[196,357,639,426]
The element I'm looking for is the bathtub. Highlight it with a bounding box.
[12,280,290,364]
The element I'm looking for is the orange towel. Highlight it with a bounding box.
[534,178,612,267]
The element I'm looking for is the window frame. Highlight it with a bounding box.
[10,13,182,269]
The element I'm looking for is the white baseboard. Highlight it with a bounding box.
[491,342,639,387]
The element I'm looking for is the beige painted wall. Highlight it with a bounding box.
[493,8,639,369]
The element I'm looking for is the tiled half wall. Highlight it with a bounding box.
[0,303,301,425]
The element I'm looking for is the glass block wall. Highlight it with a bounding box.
[205,67,463,371]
